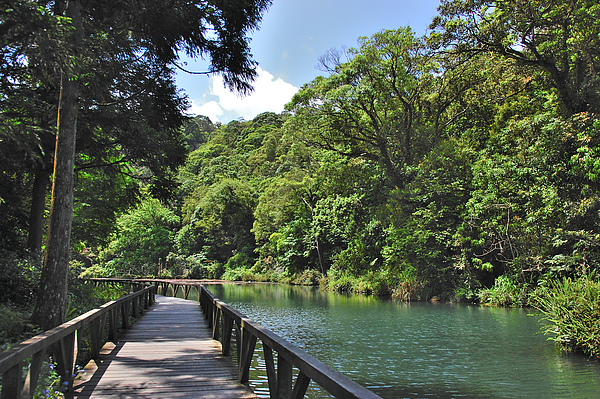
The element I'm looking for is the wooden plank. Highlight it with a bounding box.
[76,295,255,399]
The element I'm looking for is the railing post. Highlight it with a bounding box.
[291,371,311,399]
[22,348,47,398]
[200,288,209,317]
[132,294,138,318]
[212,308,221,340]
[150,286,158,305]
[108,307,118,342]
[207,300,214,329]
[2,361,23,398]
[235,322,242,365]
[276,354,292,399]
[142,289,148,310]
[121,301,129,330]
[263,345,278,399]
[54,330,77,399]
[90,317,101,360]
[221,315,234,356]
[238,326,257,384]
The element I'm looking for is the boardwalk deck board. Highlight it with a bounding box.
[76,295,256,399]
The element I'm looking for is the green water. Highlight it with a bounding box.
[203,283,600,399]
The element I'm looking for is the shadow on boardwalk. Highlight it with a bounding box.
[75,295,256,398]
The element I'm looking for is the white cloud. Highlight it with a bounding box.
[190,101,223,124]
[190,67,298,123]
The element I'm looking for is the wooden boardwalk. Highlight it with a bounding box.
[76,295,256,398]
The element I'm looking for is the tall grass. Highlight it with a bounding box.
[478,275,530,307]
[533,274,600,358]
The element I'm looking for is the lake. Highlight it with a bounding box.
[202,283,600,398]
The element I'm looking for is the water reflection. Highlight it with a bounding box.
[207,284,600,399]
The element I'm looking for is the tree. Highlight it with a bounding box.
[32,0,84,330]
[25,0,272,329]
[431,0,600,115]
[0,3,64,253]
[71,167,139,248]
[182,115,218,151]
[287,28,440,187]
[103,198,179,276]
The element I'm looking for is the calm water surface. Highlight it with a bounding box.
[205,283,600,399]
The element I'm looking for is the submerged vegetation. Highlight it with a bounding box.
[2,0,600,356]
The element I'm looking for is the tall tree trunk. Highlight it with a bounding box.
[27,127,57,253]
[27,168,50,253]
[31,0,82,331]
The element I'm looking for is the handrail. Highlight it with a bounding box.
[142,278,383,399]
[198,284,382,399]
[0,284,155,399]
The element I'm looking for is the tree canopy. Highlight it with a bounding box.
[430,0,600,115]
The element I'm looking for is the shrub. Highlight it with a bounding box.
[68,261,129,318]
[289,269,323,286]
[323,266,356,292]
[533,274,600,358]
[165,252,224,279]
[0,250,42,305]
[79,264,110,278]
[102,198,179,276]
[389,265,424,301]
[222,252,258,281]
[0,305,31,349]
[391,277,424,301]
[453,286,479,303]
[221,265,256,281]
[224,251,253,270]
[478,275,530,307]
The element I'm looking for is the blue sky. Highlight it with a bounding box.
[175,0,441,123]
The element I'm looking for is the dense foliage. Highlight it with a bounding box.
[1,0,272,330]
[2,0,600,355]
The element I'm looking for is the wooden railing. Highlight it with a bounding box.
[0,284,155,399]
[149,279,383,399]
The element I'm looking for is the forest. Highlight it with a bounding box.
[2,0,600,357]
